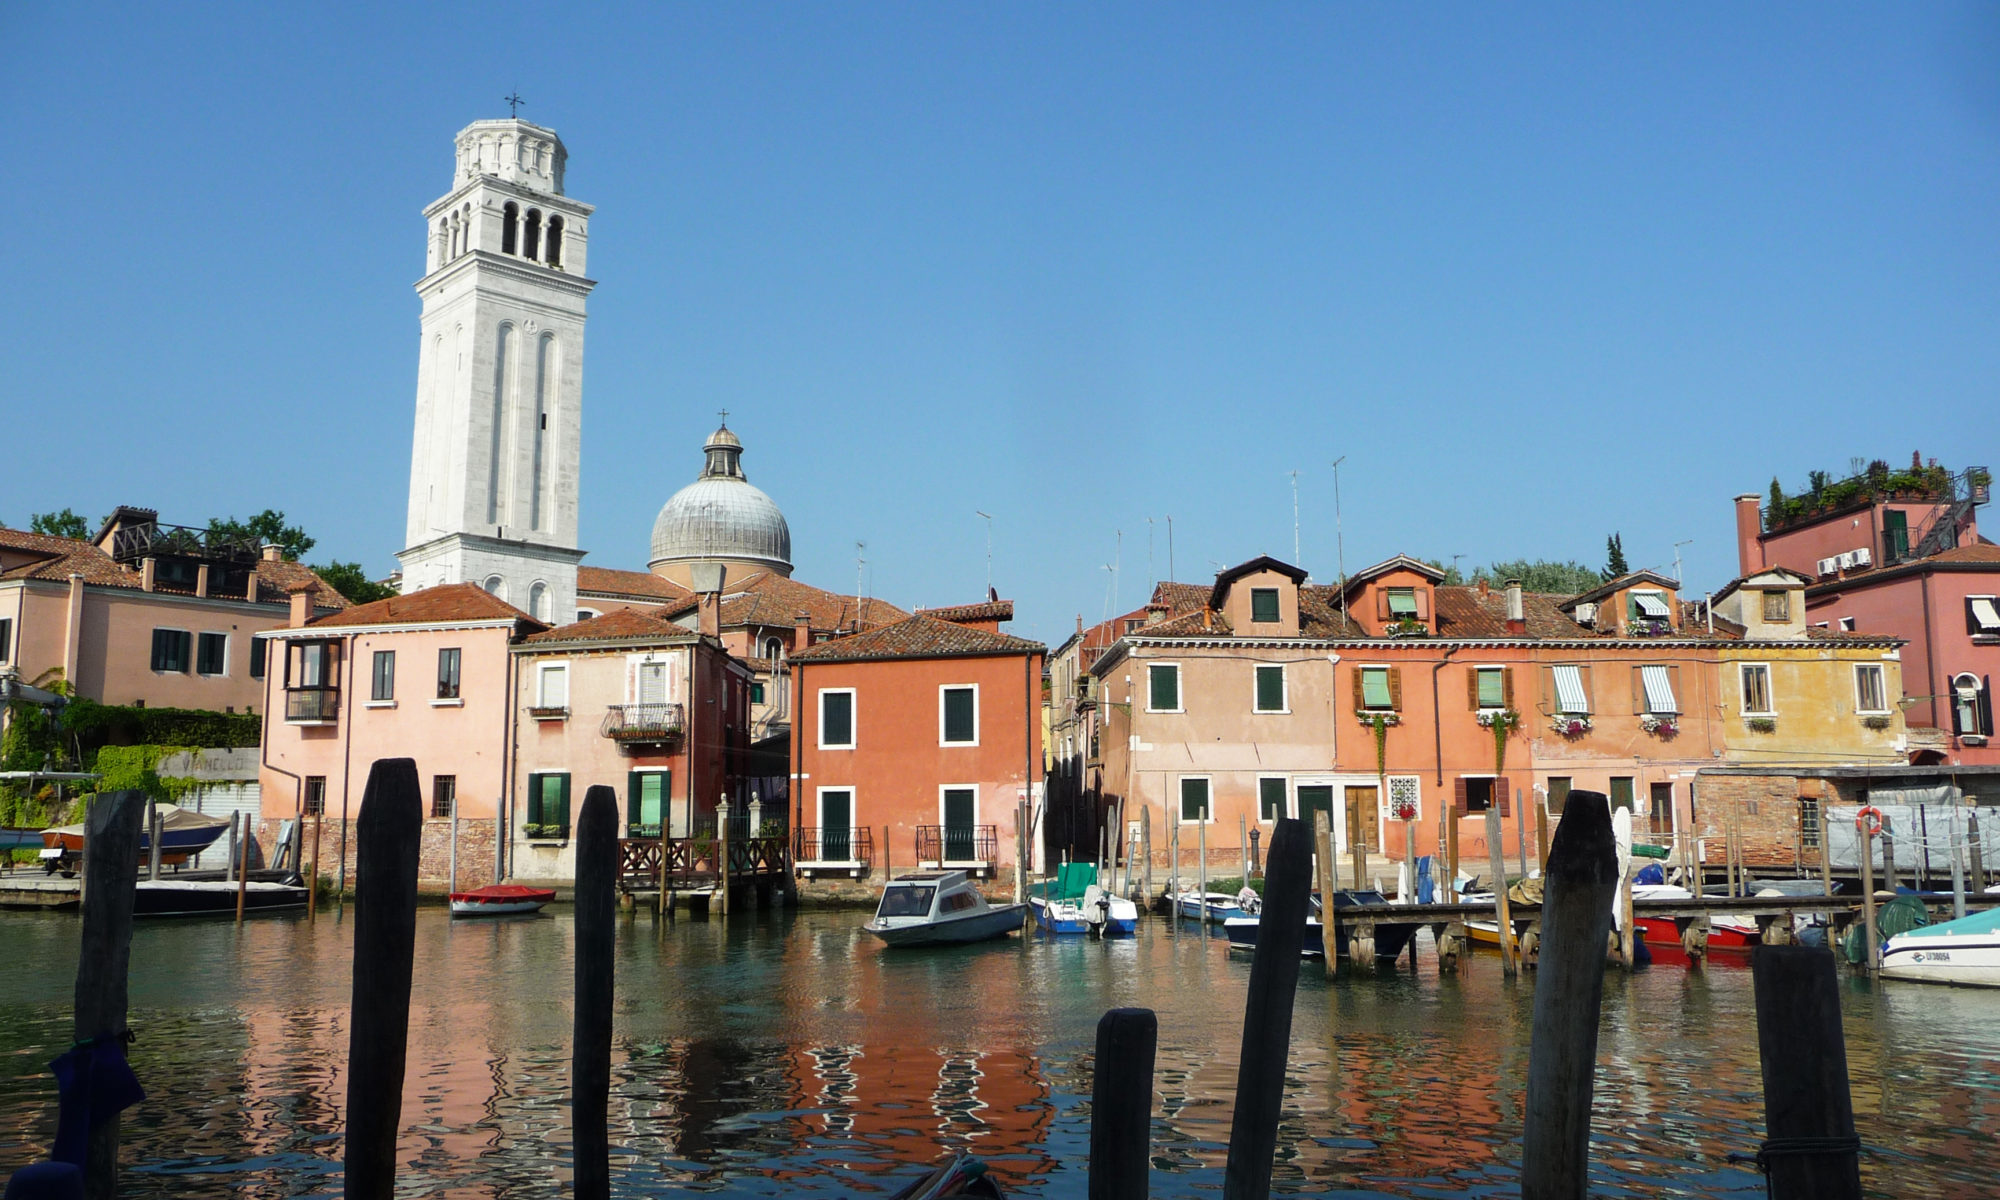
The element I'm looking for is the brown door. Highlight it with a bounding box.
[1346,785,1380,852]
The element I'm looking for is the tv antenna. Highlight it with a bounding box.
[974,511,994,594]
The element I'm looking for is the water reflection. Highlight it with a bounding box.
[0,907,1995,1197]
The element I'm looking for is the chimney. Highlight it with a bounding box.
[194,563,210,599]
[140,556,157,592]
[1145,602,1168,626]
[1734,494,1765,576]
[793,610,812,648]
[1504,578,1525,634]
[690,563,726,639]
[287,581,318,628]
[1476,576,1489,599]
[261,544,284,563]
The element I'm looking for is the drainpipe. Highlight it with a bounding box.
[793,658,805,835]
[1921,572,1939,735]
[336,633,356,893]
[1431,647,1461,786]
[499,630,518,884]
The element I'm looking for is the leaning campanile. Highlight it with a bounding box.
[396,116,594,624]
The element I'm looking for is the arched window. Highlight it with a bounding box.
[523,209,542,261]
[545,215,563,267]
[501,202,518,255]
[763,637,785,662]
[436,220,449,266]
[483,575,506,601]
[528,581,550,622]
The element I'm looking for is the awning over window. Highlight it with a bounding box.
[1632,591,1671,618]
[1387,589,1419,617]
[1362,668,1392,708]
[1552,665,1589,714]
[1640,664,1677,714]
[1973,597,2000,633]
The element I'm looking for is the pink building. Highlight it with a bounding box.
[1734,464,1997,764]
[0,510,346,714]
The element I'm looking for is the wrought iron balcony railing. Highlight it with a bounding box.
[915,824,997,866]
[795,825,873,867]
[600,702,685,744]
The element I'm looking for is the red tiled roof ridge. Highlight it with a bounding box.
[521,605,691,644]
[576,566,695,601]
[789,612,1043,662]
[310,582,538,628]
[915,599,1014,624]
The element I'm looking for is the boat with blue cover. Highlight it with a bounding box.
[1168,886,1259,923]
[1028,863,1137,936]
[1222,890,1421,961]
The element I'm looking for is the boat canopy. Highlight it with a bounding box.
[1911,907,2000,938]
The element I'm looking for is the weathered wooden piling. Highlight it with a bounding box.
[146,801,161,882]
[1858,820,1881,974]
[1313,813,1336,981]
[1088,1007,1157,1200]
[74,791,145,1200]
[573,785,618,1200]
[344,759,422,1200]
[1521,789,1618,1200]
[1197,818,1209,926]
[1751,946,1862,1200]
[1222,817,1310,1200]
[1484,806,1517,977]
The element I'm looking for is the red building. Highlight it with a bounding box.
[787,602,1045,884]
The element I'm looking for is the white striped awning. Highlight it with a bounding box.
[1632,591,1671,618]
[1973,596,2000,634]
[1641,664,1678,714]
[1552,665,1589,714]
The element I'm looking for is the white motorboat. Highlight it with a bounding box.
[865,871,1027,947]
[1880,908,2000,988]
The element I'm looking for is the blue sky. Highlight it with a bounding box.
[4,5,1995,644]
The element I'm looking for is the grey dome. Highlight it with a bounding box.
[647,426,792,573]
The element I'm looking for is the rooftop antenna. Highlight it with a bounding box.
[1290,469,1301,566]
[975,510,994,594]
[1330,456,1348,621]
[855,541,867,600]
[1167,516,1175,583]
[1146,517,1156,590]
[1673,539,1695,584]
[1452,554,1466,582]
[504,92,525,118]
[1113,530,1122,615]
[1101,564,1118,624]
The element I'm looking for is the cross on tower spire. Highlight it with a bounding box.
[717,408,729,428]
[504,92,524,118]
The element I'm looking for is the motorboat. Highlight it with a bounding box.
[1880,908,2000,987]
[1168,886,1260,923]
[134,878,307,917]
[1223,890,1419,961]
[450,884,556,917]
[1028,864,1136,936]
[866,871,1026,947]
[41,804,229,868]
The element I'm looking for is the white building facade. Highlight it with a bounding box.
[398,118,595,624]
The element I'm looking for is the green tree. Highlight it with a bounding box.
[1474,559,1603,596]
[310,560,396,604]
[1602,533,1628,580]
[208,510,314,559]
[27,508,91,540]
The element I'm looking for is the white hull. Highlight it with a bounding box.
[450,898,547,916]
[1880,934,2000,988]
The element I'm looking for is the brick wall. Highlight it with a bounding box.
[255,817,500,893]
[1690,773,1872,871]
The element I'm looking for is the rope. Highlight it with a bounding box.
[1728,1135,1862,1198]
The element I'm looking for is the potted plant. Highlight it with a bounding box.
[1862,714,1891,731]
[1638,713,1678,736]
[1747,716,1777,733]
[1386,617,1428,637]
[1549,714,1592,737]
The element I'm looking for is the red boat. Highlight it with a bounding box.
[449,884,555,917]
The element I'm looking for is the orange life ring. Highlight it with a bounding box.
[1854,806,1884,837]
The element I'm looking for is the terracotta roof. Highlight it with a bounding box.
[1209,556,1307,606]
[576,566,694,604]
[789,613,1044,662]
[1150,581,1210,612]
[665,571,908,633]
[915,600,1014,624]
[520,606,690,645]
[309,583,539,629]
[1561,570,1680,610]
[0,525,349,609]
[1925,542,2000,564]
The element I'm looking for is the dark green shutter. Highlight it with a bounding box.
[1256,665,1285,712]
[1150,664,1179,711]
[944,688,976,742]
[1259,777,1286,821]
[823,691,853,745]
[1610,777,1634,811]
[557,774,572,833]
[1181,777,1208,822]
[1251,588,1280,623]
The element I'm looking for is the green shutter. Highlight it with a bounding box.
[1387,589,1418,617]
[1180,777,1208,822]
[628,771,666,835]
[1150,664,1179,711]
[1361,667,1391,709]
[557,774,572,832]
[943,687,976,742]
[1251,588,1280,623]
[1610,777,1634,811]
[1256,665,1285,712]
[1259,778,1286,821]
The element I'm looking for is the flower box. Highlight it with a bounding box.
[1639,713,1678,736]
[1746,716,1777,733]
[528,705,569,721]
[1356,710,1400,726]
[1861,714,1892,731]
[1390,802,1419,821]
[1385,618,1429,638]
[1549,715,1593,737]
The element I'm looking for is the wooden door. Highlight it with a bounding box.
[1346,785,1380,852]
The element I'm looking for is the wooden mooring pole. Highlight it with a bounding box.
[1751,946,1862,1200]
[1521,789,1618,1200]
[573,785,618,1200]
[1857,823,1880,974]
[1088,1007,1157,1200]
[1484,806,1517,977]
[344,759,422,1200]
[1313,812,1336,981]
[75,790,145,1200]
[1222,817,1311,1200]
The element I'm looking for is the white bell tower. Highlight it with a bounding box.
[397,117,594,623]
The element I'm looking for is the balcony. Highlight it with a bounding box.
[285,686,340,724]
[795,826,873,876]
[915,824,998,874]
[600,702,684,748]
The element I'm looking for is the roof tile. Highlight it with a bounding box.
[310,582,539,629]
[789,613,1044,662]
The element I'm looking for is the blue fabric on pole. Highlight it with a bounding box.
[48,1039,145,1168]
[1415,855,1434,905]
[3,1162,83,1200]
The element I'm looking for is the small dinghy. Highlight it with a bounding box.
[1880,907,2000,988]
[1168,885,1260,923]
[42,804,229,867]
[1028,864,1136,936]
[1224,890,1420,961]
[134,878,307,917]
[449,884,555,917]
[865,871,1026,947]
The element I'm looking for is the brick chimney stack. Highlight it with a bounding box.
[287,581,318,628]
[690,563,726,639]
[1734,494,1765,576]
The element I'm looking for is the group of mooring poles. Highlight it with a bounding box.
[1085,792,1863,1200]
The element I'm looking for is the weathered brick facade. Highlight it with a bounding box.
[1692,771,1873,871]
[256,816,500,894]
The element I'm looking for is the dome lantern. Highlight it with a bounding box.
[648,423,792,584]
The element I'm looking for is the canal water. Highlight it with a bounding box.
[1,906,1995,1198]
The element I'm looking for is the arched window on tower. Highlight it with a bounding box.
[523,209,542,262]
[528,581,550,622]
[545,216,564,267]
[483,575,506,602]
[502,202,519,255]
[436,220,449,266]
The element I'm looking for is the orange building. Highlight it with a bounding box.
[788,603,1045,883]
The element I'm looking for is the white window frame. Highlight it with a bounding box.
[1476,664,1511,712]
[1147,662,1183,713]
[1256,774,1290,823]
[939,683,980,747]
[1852,663,1889,715]
[1739,662,1775,717]
[1971,596,2000,637]
[1253,663,1289,714]
[537,662,569,709]
[1549,664,1589,715]
[1249,587,1282,624]
[195,631,230,678]
[368,649,396,706]
[152,626,193,674]
[625,651,678,705]
[1385,775,1424,824]
[818,687,857,750]
[1359,664,1395,712]
[575,608,601,621]
[937,783,980,828]
[816,786,856,841]
[1177,775,1213,825]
